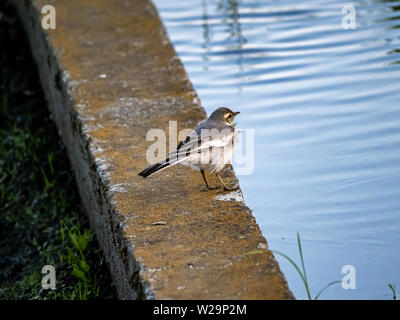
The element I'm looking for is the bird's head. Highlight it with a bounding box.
[209,107,240,124]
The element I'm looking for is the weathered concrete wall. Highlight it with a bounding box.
[13,0,293,299]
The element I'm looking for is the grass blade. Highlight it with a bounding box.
[297,232,308,284]
[388,283,397,300]
[314,280,341,300]
[272,250,312,300]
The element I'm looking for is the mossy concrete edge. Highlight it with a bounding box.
[12,0,294,300]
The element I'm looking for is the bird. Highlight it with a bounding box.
[138,107,240,191]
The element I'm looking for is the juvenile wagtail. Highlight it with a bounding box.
[138,107,240,190]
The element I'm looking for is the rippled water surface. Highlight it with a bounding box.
[153,0,400,299]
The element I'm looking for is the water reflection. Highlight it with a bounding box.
[201,0,211,66]
[388,49,400,64]
[379,0,400,64]
[155,0,400,299]
[201,0,246,70]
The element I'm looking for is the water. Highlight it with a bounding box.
[153,0,400,299]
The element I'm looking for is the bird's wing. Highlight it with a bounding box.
[138,120,235,178]
[169,122,234,161]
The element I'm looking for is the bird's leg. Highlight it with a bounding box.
[215,172,239,191]
[201,169,219,190]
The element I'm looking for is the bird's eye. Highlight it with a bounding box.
[227,114,233,120]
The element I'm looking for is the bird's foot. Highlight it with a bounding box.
[223,183,239,191]
[215,173,239,191]
[206,185,220,191]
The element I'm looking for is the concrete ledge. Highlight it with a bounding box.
[13,0,293,299]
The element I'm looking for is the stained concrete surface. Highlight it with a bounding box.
[12,0,294,299]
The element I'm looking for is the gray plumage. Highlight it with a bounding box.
[138,107,240,190]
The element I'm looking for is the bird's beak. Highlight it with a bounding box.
[234,111,240,116]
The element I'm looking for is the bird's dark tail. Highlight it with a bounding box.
[137,158,171,178]
[138,143,195,178]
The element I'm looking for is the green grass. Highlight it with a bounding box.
[0,1,115,299]
[388,283,398,300]
[272,232,341,300]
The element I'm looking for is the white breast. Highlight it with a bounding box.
[182,128,237,173]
